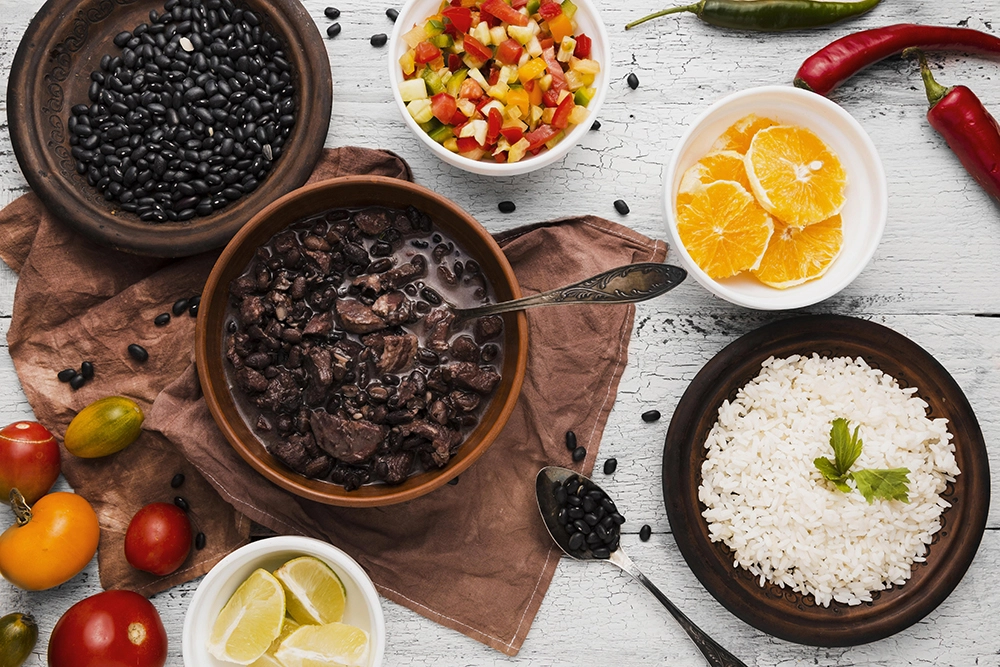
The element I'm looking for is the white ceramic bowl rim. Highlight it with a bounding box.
[663,85,889,311]
[389,0,611,176]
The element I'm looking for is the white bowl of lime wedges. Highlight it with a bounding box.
[183,535,385,667]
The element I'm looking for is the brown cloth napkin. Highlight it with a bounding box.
[0,146,666,656]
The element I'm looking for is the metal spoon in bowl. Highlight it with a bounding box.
[535,466,747,667]
[451,263,686,320]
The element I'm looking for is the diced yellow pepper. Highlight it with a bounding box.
[443,137,460,152]
[507,88,530,115]
[528,83,543,106]
[547,13,573,44]
[518,58,547,83]
[581,72,595,86]
[399,50,416,76]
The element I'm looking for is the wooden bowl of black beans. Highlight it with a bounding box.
[196,176,529,507]
[7,0,331,257]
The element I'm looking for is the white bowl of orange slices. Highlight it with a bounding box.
[664,85,887,310]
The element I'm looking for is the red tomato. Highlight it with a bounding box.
[48,591,167,667]
[480,0,529,26]
[448,53,463,71]
[0,421,60,506]
[487,108,503,144]
[442,6,472,33]
[525,124,560,152]
[463,35,493,64]
[414,41,442,64]
[551,93,575,130]
[512,0,528,7]
[456,136,482,152]
[541,46,568,92]
[574,33,592,59]
[124,503,192,576]
[430,93,458,125]
[542,88,561,107]
[500,126,524,144]
[459,77,484,100]
[539,1,562,20]
[496,38,524,66]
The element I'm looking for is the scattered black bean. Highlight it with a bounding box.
[57,368,77,383]
[128,343,149,362]
[613,199,630,215]
[639,524,652,541]
[572,446,586,462]
[195,532,207,550]
[498,200,516,214]
[327,22,341,38]
[80,361,95,380]
[172,298,190,316]
[641,409,661,423]
[591,120,601,131]
[565,430,577,452]
[324,6,340,19]
[371,33,388,47]
[603,458,617,475]
[69,374,87,390]
[171,473,186,489]
[627,72,639,90]
[189,302,199,317]
[386,7,398,21]
[154,313,171,326]
[174,496,190,512]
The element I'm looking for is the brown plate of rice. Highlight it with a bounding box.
[663,315,989,646]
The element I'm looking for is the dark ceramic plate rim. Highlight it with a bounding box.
[7,0,331,258]
[662,315,990,646]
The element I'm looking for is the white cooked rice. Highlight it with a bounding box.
[699,354,960,607]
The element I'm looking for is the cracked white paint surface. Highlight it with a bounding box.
[1,0,999,664]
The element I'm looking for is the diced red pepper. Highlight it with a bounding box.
[574,34,592,59]
[496,38,524,66]
[482,12,499,28]
[551,93,574,129]
[476,95,493,112]
[487,108,503,144]
[442,6,473,33]
[463,35,493,64]
[500,126,524,143]
[444,21,459,37]
[538,1,562,20]
[449,108,468,126]
[456,136,482,152]
[493,150,508,162]
[542,88,561,107]
[415,41,442,64]
[488,66,501,86]
[480,0,529,27]
[448,54,463,71]
[511,0,528,7]
[541,46,567,92]
[539,37,554,51]
[524,124,560,152]
[430,93,458,125]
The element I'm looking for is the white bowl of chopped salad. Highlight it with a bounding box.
[390,0,610,175]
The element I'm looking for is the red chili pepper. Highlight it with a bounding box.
[907,49,1000,203]
[795,24,1000,96]
[574,34,593,59]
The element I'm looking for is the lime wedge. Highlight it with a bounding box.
[274,556,347,625]
[274,623,370,667]
[250,617,300,667]
[208,568,287,664]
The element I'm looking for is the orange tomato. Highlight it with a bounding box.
[0,491,100,591]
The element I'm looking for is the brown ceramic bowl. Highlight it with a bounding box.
[664,315,989,646]
[7,0,331,258]
[196,176,529,507]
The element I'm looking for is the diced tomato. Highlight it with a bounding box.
[480,0,529,27]
[487,108,502,144]
[493,151,508,163]
[500,126,524,144]
[459,77,484,100]
[574,33,592,59]
[415,41,442,64]
[442,6,473,33]
[487,66,501,86]
[448,54,463,71]
[538,1,562,20]
[539,37,554,51]
[444,21,459,37]
[451,0,462,5]
[449,108,468,125]
[542,88,561,107]
[431,93,458,124]
[511,0,528,7]
[524,124,560,152]
[456,136,482,152]
[541,46,567,92]
[476,95,493,111]
[496,39,524,66]
[551,93,574,129]
[463,35,493,63]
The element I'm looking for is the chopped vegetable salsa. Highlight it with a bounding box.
[399,0,600,163]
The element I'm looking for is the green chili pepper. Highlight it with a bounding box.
[626,0,882,32]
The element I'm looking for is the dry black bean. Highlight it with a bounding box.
[127,343,149,362]
[172,298,189,315]
[189,302,199,317]
[81,361,95,380]
[324,6,340,19]
[370,33,388,47]
[386,7,398,21]
[603,457,617,475]
[613,199,630,215]
[627,72,639,89]
[591,120,601,131]
[57,368,77,383]
[174,496,190,511]
[69,374,87,390]
[498,200,516,214]
[171,473,186,488]
[639,524,652,541]
[572,446,586,462]
[565,430,577,452]
[641,409,661,423]
[195,532,207,550]
[326,22,343,37]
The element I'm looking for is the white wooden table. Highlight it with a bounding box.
[2,0,999,664]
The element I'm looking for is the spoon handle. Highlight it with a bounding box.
[453,263,686,320]
[610,550,748,667]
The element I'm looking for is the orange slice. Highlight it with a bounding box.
[753,214,843,289]
[677,180,774,280]
[745,125,847,228]
[677,151,751,207]
[711,114,777,154]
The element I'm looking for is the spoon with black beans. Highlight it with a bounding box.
[450,263,686,321]
[535,466,747,667]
